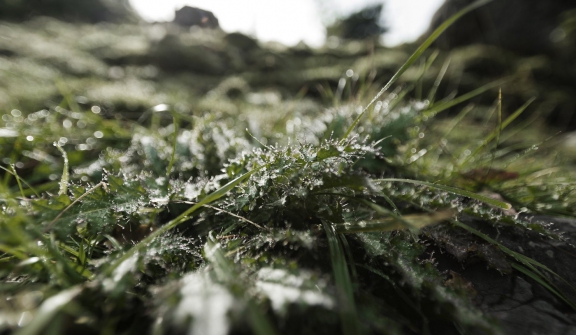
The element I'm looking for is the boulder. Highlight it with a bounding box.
[173,6,219,29]
[424,0,576,55]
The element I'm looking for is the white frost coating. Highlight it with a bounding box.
[256,268,334,314]
[176,272,234,335]
[103,254,138,292]
[19,286,83,335]
[0,128,19,137]
[155,177,166,186]
[149,196,170,206]
[39,286,82,314]
[113,254,138,282]
[184,183,201,201]
[138,135,154,146]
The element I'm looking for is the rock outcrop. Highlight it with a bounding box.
[425,0,576,56]
[173,6,219,29]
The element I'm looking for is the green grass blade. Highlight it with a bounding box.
[416,50,440,100]
[360,199,416,230]
[380,191,400,213]
[15,286,83,335]
[322,221,361,335]
[336,209,455,233]
[54,143,69,196]
[342,0,494,141]
[511,263,576,310]
[423,78,509,116]
[104,167,259,276]
[375,178,511,210]
[166,111,179,177]
[358,264,427,326]
[427,57,452,104]
[339,234,358,283]
[205,234,279,335]
[461,97,536,166]
[10,165,25,198]
[452,219,576,310]
[247,302,279,335]
[0,165,40,197]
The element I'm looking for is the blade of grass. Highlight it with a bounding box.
[205,234,279,335]
[460,97,535,167]
[174,201,266,230]
[380,191,400,213]
[451,219,576,310]
[416,51,440,101]
[358,264,429,333]
[103,167,259,276]
[423,78,509,116]
[511,262,575,309]
[322,221,361,335]
[342,0,494,141]
[335,209,455,233]
[339,234,358,283]
[388,84,413,112]
[166,111,179,177]
[43,181,108,232]
[54,142,69,196]
[427,57,451,105]
[375,178,511,210]
[15,286,83,335]
[246,302,279,335]
[10,164,25,198]
[55,79,81,113]
[0,165,40,197]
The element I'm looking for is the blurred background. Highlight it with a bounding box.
[128,0,445,47]
[0,0,575,129]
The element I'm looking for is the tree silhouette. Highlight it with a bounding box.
[327,4,388,41]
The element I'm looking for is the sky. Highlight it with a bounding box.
[129,0,445,47]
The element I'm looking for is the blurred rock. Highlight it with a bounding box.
[224,32,258,51]
[173,6,219,29]
[425,0,576,56]
[0,0,137,23]
[149,33,227,75]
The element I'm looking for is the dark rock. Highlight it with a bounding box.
[430,214,576,335]
[425,0,576,56]
[173,6,219,29]
[149,34,227,75]
[224,32,258,50]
